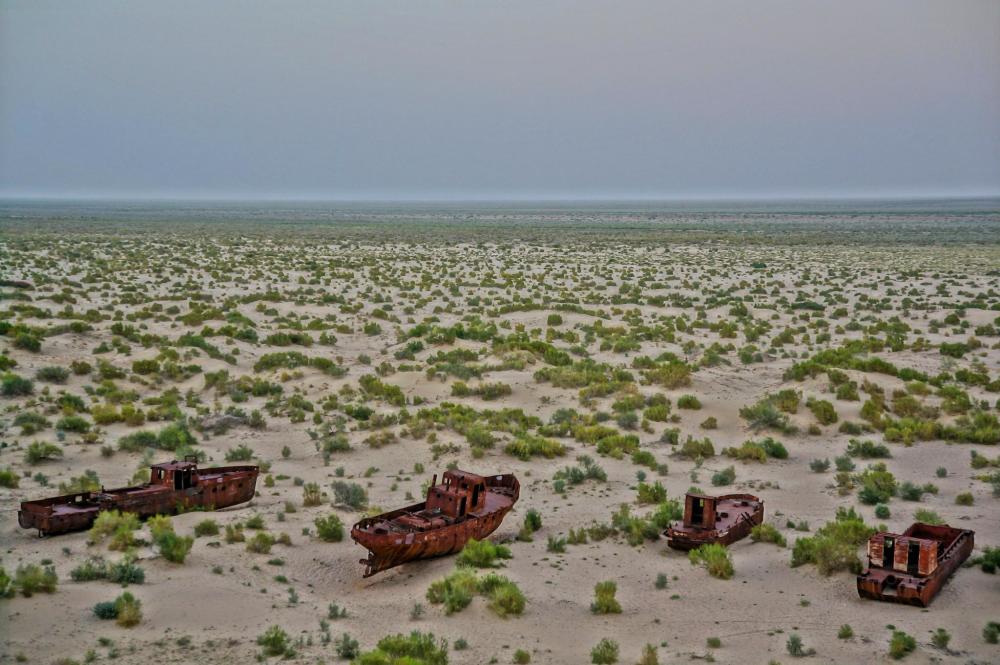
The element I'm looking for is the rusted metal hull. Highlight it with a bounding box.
[857,526,974,607]
[351,473,519,577]
[18,465,258,536]
[665,493,763,551]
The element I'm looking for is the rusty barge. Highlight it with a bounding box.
[664,492,763,550]
[18,459,258,536]
[351,469,519,577]
[857,522,974,607]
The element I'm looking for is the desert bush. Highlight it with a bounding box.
[353,631,448,664]
[505,433,566,460]
[751,523,786,547]
[678,436,714,459]
[930,628,950,649]
[14,563,58,596]
[302,482,322,506]
[677,394,701,409]
[457,538,512,568]
[479,573,526,617]
[790,507,874,575]
[591,580,622,614]
[426,568,478,615]
[257,625,291,657]
[857,463,897,505]
[334,633,360,659]
[113,591,143,627]
[194,519,219,537]
[332,481,368,509]
[984,622,1000,644]
[711,466,736,486]
[889,630,916,659]
[636,481,666,504]
[810,458,830,473]
[0,467,20,488]
[786,633,816,657]
[807,398,838,425]
[689,543,733,579]
[94,600,119,620]
[2,372,34,396]
[246,532,276,554]
[89,511,140,550]
[590,638,619,664]
[24,441,63,465]
[314,514,345,542]
[955,491,974,506]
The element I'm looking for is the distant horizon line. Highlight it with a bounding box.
[2,192,999,205]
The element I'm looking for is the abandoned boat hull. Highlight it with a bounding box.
[857,525,974,607]
[351,472,519,577]
[18,464,258,536]
[665,493,763,551]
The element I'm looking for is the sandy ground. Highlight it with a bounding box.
[1,229,999,665]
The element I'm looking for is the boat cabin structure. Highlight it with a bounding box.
[664,492,764,550]
[857,522,974,607]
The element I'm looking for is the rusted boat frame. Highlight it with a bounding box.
[351,470,519,577]
[857,522,974,607]
[18,458,259,536]
[664,492,764,550]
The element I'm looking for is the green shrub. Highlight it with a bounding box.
[426,568,477,615]
[332,481,368,509]
[194,519,219,537]
[93,601,119,620]
[786,633,815,657]
[711,466,736,486]
[677,394,701,409]
[838,624,854,639]
[314,514,345,542]
[14,563,58,596]
[930,628,950,649]
[257,625,291,657]
[457,538,512,568]
[807,398,838,425]
[750,523,786,547]
[1,372,33,396]
[88,511,140,550]
[353,631,448,665]
[513,648,531,664]
[0,467,20,488]
[505,433,566,460]
[590,580,621,614]
[888,630,916,659]
[246,532,276,554]
[334,633,360,659]
[156,531,194,563]
[590,638,619,664]
[956,492,974,506]
[857,463,897,505]
[479,573,526,617]
[56,414,90,433]
[24,441,63,465]
[636,481,666,504]
[689,543,733,579]
[790,507,874,575]
[984,621,1000,644]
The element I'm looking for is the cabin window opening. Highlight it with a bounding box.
[459,497,467,517]
[883,537,895,569]
[471,483,481,508]
[174,471,182,490]
[907,541,920,575]
[691,498,704,525]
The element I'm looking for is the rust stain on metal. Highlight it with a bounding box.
[664,492,763,550]
[18,459,258,536]
[351,469,519,577]
[857,522,974,607]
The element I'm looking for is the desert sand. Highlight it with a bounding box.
[1,207,998,664]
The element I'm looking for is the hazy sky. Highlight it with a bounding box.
[1,1,999,200]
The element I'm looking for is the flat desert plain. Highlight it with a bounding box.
[1,207,999,665]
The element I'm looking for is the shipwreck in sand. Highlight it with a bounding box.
[351,469,519,577]
[664,492,764,550]
[18,459,258,536]
[857,522,974,607]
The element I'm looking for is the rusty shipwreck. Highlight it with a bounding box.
[18,459,258,536]
[664,492,764,550]
[351,469,519,577]
[857,522,974,607]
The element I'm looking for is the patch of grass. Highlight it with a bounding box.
[688,543,733,579]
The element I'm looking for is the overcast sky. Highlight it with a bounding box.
[1,1,998,201]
